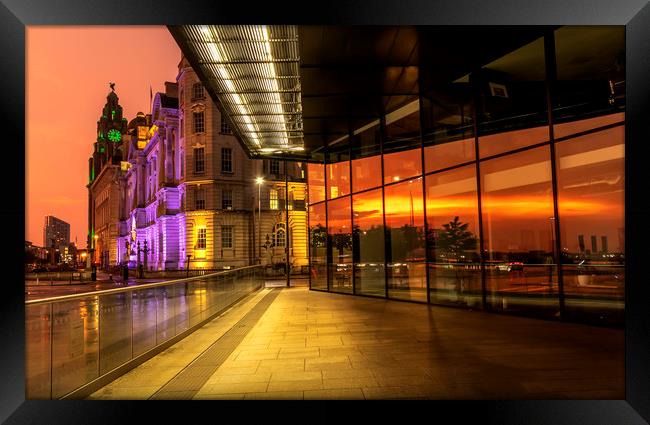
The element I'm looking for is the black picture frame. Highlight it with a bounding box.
[2,0,649,423]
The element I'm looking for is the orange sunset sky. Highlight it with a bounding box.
[26,26,180,248]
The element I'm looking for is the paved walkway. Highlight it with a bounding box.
[88,286,624,400]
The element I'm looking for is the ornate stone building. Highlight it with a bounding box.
[88,59,308,271]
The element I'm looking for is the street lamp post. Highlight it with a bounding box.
[92,234,98,281]
[256,177,264,265]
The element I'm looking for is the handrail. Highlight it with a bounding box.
[26,265,263,306]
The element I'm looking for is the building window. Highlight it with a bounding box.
[270,159,280,175]
[195,188,205,210]
[274,223,286,247]
[269,188,278,210]
[222,226,233,248]
[222,189,233,210]
[221,119,232,134]
[192,82,204,99]
[221,148,232,173]
[194,147,205,174]
[196,228,206,249]
[193,111,205,133]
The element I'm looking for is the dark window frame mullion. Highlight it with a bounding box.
[545,29,566,319]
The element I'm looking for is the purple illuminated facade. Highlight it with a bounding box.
[88,58,309,271]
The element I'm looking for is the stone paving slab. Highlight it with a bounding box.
[90,286,624,400]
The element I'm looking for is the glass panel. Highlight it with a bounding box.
[553,26,625,137]
[26,304,51,399]
[174,282,190,333]
[351,119,381,159]
[421,81,475,173]
[309,202,328,290]
[326,161,350,199]
[307,163,325,204]
[351,155,382,193]
[99,293,132,375]
[480,147,559,316]
[155,286,175,344]
[424,137,475,173]
[384,98,421,154]
[132,288,156,357]
[383,148,422,185]
[352,189,385,297]
[555,124,624,325]
[327,196,352,293]
[476,36,548,157]
[51,298,99,399]
[187,281,203,327]
[425,166,481,307]
[384,178,427,302]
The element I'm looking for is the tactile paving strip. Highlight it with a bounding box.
[149,289,281,400]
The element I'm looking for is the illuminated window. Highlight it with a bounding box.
[270,160,280,175]
[269,188,279,210]
[193,111,205,133]
[192,82,204,99]
[221,148,232,173]
[195,188,205,210]
[222,226,233,248]
[194,147,205,174]
[221,119,232,134]
[274,223,286,247]
[196,228,207,249]
[222,189,233,210]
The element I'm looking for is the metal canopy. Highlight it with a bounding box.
[173,25,304,157]
[170,25,551,162]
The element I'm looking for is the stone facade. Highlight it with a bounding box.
[88,58,308,271]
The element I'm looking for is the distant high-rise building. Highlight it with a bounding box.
[601,236,608,253]
[43,216,70,250]
[591,235,598,253]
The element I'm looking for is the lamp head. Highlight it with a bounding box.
[255,177,264,185]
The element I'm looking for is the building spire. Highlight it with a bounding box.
[110,82,115,91]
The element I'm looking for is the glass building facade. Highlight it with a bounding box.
[308,27,625,325]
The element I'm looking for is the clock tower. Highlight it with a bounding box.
[86,83,129,272]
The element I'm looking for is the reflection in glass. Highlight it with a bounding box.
[327,196,353,293]
[51,298,99,399]
[309,202,328,290]
[555,123,624,324]
[426,166,481,306]
[383,148,422,185]
[476,36,548,155]
[384,178,426,302]
[424,138,475,173]
[132,289,156,357]
[553,26,624,134]
[384,99,421,153]
[480,147,559,315]
[352,156,382,193]
[99,293,132,375]
[421,82,475,172]
[26,304,52,399]
[326,161,350,199]
[353,189,385,297]
[307,163,325,204]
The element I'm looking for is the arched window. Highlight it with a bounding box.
[274,223,286,247]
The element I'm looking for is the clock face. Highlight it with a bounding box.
[108,129,122,142]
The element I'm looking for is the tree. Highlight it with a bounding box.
[432,216,478,299]
[435,216,477,262]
